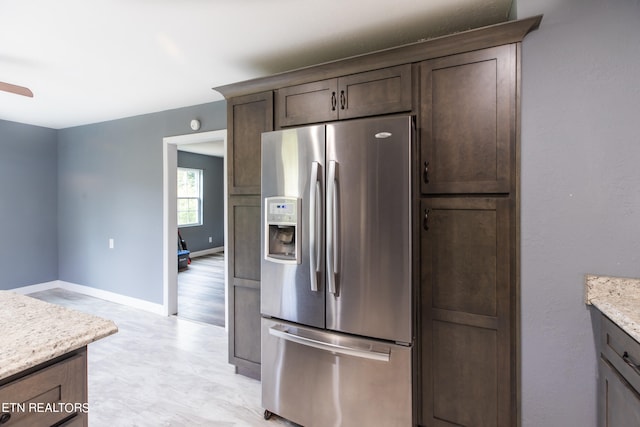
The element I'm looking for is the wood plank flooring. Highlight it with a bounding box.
[178,252,225,327]
[28,288,298,427]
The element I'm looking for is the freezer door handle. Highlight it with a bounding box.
[309,161,322,292]
[269,325,390,362]
[326,160,339,295]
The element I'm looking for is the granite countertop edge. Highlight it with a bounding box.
[585,274,640,344]
[0,291,118,381]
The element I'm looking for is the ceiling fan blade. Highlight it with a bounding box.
[0,81,34,97]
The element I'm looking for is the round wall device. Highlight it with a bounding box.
[190,119,201,131]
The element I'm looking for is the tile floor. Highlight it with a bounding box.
[29,288,298,427]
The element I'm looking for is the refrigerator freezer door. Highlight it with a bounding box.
[261,126,326,328]
[261,318,413,427]
[326,116,413,344]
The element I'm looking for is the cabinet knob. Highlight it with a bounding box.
[340,90,346,110]
[423,161,429,184]
[331,92,337,111]
[0,413,11,424]
[423,209,430,231]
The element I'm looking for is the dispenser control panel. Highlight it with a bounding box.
[264,197,301,264]
[267,199,298,224]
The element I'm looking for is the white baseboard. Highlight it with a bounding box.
[11,281,61,295]
[10,280,166,316]
[190,246,224,258]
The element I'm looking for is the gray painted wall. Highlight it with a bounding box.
[517,0,640,425]
[177,151,224,252]
[0,120,58,289]
[57,101,226,304]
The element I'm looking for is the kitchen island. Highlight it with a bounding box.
[586,275,640,426]
[0,291,117,426]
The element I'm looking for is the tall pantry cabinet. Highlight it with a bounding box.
[215,15,541,426]
[419,44,518,426]
[226,92,272,378]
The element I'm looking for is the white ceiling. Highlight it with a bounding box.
[0,0,514,130]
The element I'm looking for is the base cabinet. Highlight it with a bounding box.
[599,315,640,426]
[0,350,87,427]
[600,358,640,427]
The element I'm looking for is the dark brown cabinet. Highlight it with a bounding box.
[599,315,640,426]
[227,196,262,378]
[225,91,272,379]
[418,44,518,427]
[419,197,514,426]
[0,350,87,427]
[227,91,273,195]
[276,64,412,127]
[276,79,337,126]
[419,45,516,195]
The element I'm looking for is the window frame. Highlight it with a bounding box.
[177,167,203,227]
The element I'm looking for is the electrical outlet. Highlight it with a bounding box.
[209,237,212,243]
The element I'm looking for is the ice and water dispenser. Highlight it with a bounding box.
[264,197,301,264]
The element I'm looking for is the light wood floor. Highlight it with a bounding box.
[178,252,225,327]
[29,288,297,427]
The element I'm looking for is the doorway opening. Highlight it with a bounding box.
[162,130,228,329]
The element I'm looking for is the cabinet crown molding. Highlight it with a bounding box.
[213,15,542,99]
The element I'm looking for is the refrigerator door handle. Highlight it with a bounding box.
[326,160,339,295]
[309,161,322,292]
[269,325,391,362]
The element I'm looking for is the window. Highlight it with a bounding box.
[177,167,203,226]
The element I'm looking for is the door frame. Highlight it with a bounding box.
[162,129,228,327]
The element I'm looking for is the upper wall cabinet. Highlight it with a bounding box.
[276,64,412,127]
[419,45,516,195]
[227,91,274,195]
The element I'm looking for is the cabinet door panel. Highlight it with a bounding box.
[277,80,338,127]
[430,206,498,316]
[339,64,412,119]
[234,286,262,365]
[420,197,513,427]
[276,64,413,127]
[420,45,515,194]
[601,357,640,427]
[228,92,273,195]
[432,321,498,426]
[227,196,262,378]
[231,199,261,282]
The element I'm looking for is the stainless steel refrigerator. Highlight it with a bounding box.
[260,115,413,427]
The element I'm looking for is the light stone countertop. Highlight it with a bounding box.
[585,274,640,343]
[0,291,118,381]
